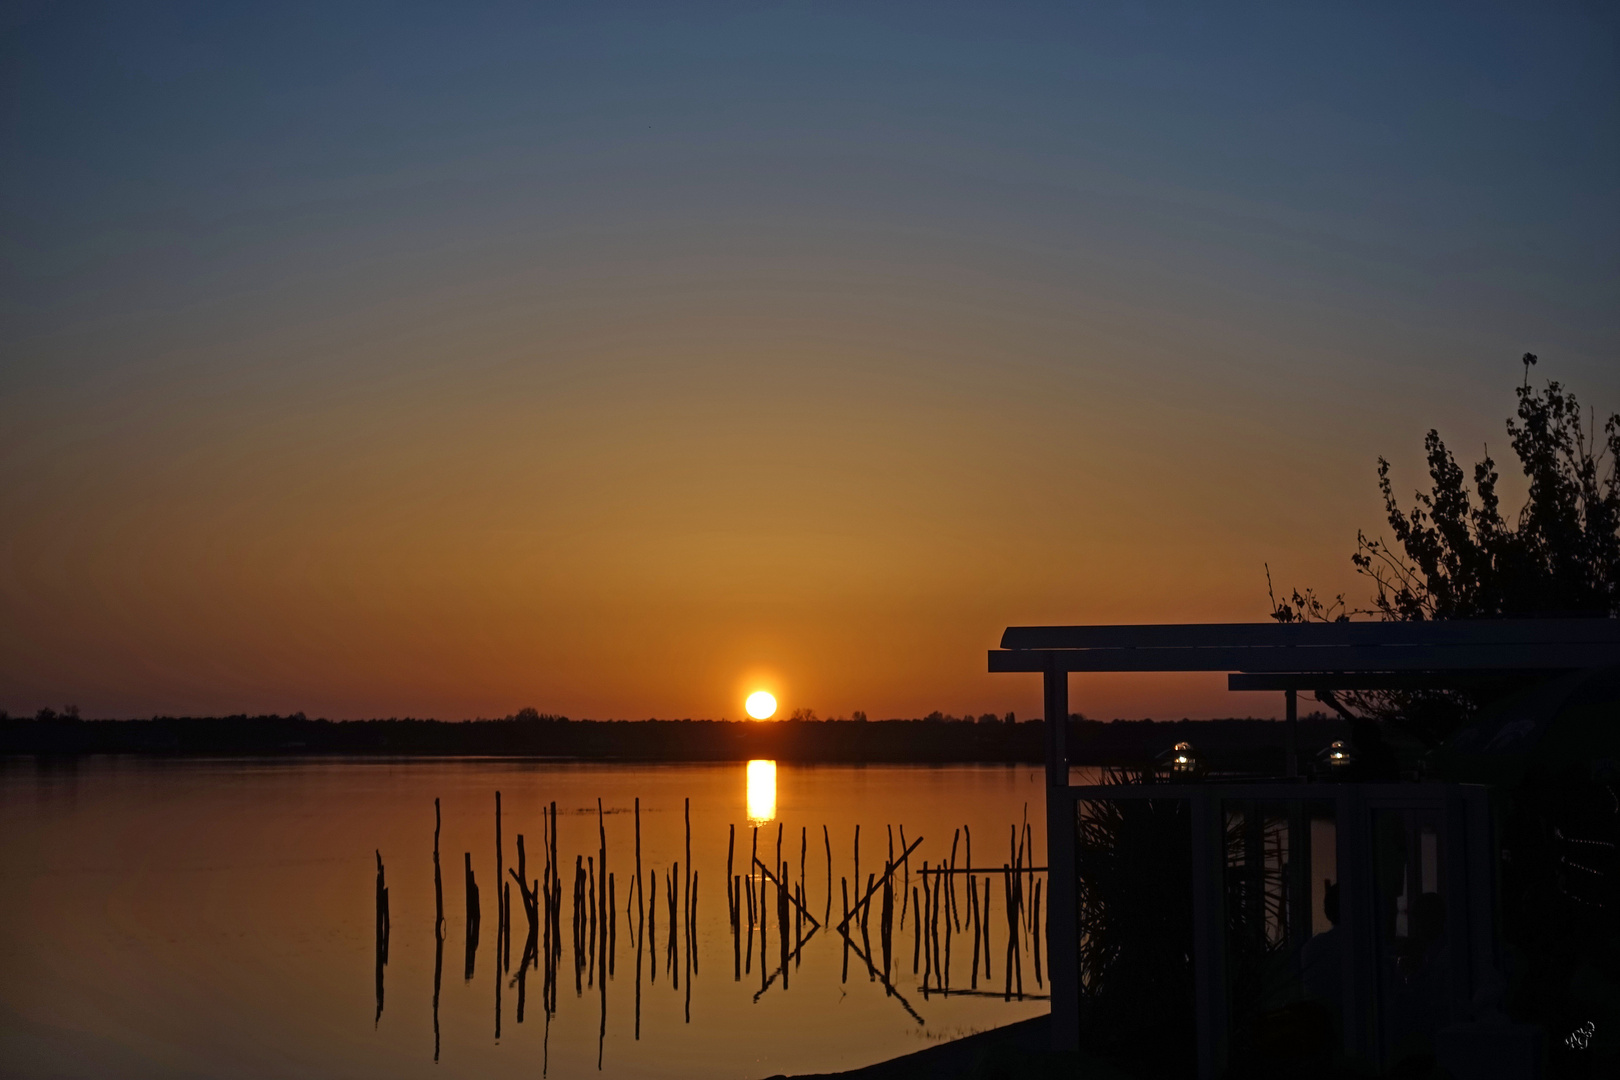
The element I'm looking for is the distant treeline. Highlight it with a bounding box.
[0,711,1344,767]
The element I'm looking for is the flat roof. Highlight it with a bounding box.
[988,619,1620,677]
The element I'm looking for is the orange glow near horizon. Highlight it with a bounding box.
[746,759,777,823]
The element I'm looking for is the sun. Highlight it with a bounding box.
[745,691,777,720]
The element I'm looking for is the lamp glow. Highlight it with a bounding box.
[745,691,777,720]
[746,759,777,823]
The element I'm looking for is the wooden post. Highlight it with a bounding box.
[1043,656,1078,1049]
[684,798,692,954]
[670,863,680,983]
[1033,877,1043,988]
[948,828,960,931]
[1190,791,1229,1079]
[931,864,942,985]
[912,884,922,973]
[970,871,981,988]
[434,798,445,939]
[898,825,910,928]
[374,849,389,1023]
[926,867,939,990]
[465,852,480,981]
[495,792,504,943]
[1003,863,1015,999]
[823,824,833,925]
[598,799,608,977]
[982,874,992,981]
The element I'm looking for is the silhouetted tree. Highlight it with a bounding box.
[1271,355,1620,752]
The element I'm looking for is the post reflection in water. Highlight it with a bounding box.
[746,759,777,824]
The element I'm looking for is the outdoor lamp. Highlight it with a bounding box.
[1318,740,1355,772]
[1158,740,1203,777]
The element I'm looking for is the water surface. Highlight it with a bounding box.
[0,758,1052,1079]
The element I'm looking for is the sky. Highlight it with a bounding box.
[3,1,1617,722]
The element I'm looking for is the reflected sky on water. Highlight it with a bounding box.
[0,758,1051,1079]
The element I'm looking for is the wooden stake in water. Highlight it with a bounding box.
[853,824,860,906]
[823,824,833,924]
[1032,876,1043,988]
[434,798,445,939]
[465,852,480,981]
[912,884,923,974]
[982,875,992,980]
[597,800,608,974]
[684,798,692,954]
[898,824,910,928]
[494,792,504,943]
[374,849,389,1024]
[931,861,943,986]
[926,867,939,990]
[969,870,980,989]
[669,864,679,987]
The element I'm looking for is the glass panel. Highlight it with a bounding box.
[1074,787,1195,1080]
[1373,808,1452,1071]
[1225,798,1345,1075]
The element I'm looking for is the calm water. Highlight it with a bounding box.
[0,758,1053,1079]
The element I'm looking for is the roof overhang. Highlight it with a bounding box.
[988,619,1620,689]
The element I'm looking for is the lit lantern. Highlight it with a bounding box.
[1319,740,1355,772]
[1156,740,1204,777]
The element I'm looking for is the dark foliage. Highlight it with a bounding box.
[1270,356,1620,752]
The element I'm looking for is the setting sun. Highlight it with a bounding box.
[745,691,777,720]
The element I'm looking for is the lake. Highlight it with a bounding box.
[0,758,1057,1079]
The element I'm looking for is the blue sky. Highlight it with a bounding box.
[3,2,1616,719]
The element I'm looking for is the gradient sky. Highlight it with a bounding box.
[3,1,1617,721]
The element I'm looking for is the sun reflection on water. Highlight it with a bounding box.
[746,759,776,823]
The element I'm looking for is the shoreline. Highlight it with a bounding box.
[0,715,1344,769]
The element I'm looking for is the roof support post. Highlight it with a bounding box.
[1043,654,1079,1052]
[1285,688,1299,779]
